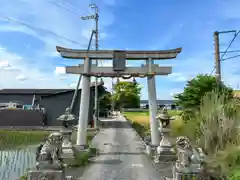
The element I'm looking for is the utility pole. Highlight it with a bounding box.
[81,4,99,128]
[213,30,237,83]
[93,4,99,128]
[214,31,221,82]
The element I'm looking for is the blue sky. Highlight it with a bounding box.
[0,0,240,100]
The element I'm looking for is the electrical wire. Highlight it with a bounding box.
[221,54,240,62]
[220,30,240,61]
[209,30,240,75]
[209,67,215,75]
[220,50,240,53]
[0,15,81,45]
[47,0,81,16]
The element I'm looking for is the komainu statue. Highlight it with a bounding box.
[36,132,64,170]
[174,136,205,174]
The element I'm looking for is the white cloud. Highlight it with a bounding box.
[0,60,10,69]
[0,0,115,89]
[0,47,76,88]
[16,74,28,81]
[55,67,66,75]
[168,73,187,82]
[169,89,182,98]
[0,0,114,55]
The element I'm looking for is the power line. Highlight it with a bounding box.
[47,1,81,16]
[220,50,240,53]
[220,30,240,61]
[210,30,240,77]
[0,15,81,45]
[222,54,240,62]
[209,67,215,75]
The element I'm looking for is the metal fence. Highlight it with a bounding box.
[0,147,36,180]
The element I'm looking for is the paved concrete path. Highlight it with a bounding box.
[78,115,164,180]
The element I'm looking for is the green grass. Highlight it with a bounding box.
[123,110,182,129]
[0,129,97,150]
[123,110,182,116]
[66,132,99,168]
[0,130,50,150]
[68,147,98,167]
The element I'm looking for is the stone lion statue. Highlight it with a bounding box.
[36,132,64,170]
[175,136,205,174]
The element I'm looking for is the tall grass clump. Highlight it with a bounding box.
[193,90,240,177]
[196,90,240,154]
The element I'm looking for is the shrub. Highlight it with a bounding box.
[174,74,233,121]
[205,145,240,177]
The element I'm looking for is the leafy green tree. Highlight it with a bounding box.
[112,81,141,109]
[99,91,112,111]
[174,74,233,111]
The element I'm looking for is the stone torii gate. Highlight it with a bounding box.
[56,46,182,148]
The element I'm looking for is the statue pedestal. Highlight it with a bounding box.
[172,163,203,180]
[28,169,77,180]
[156,128,176,161]
[28,169,65,180]
[60,128,75,163]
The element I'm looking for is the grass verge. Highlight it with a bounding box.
[123,111,149,138]
[68,131,99,167]
[123,110,182,138]
[68,146,98,167]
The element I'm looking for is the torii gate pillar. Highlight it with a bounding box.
[147,58,160,146]
[76,56,91,146]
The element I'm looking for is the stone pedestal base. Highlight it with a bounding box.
[73,144,89,152]
[62,147,75,165]
[172,163,203,180]
[173,172,201,180]
[60,128,75,163]
[28,169,65,180]
[157,136,176,161]
[62,147,74,157]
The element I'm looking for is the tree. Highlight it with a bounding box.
[99,91,112,110]
[112,81,141,109]
[174,74,233,111]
